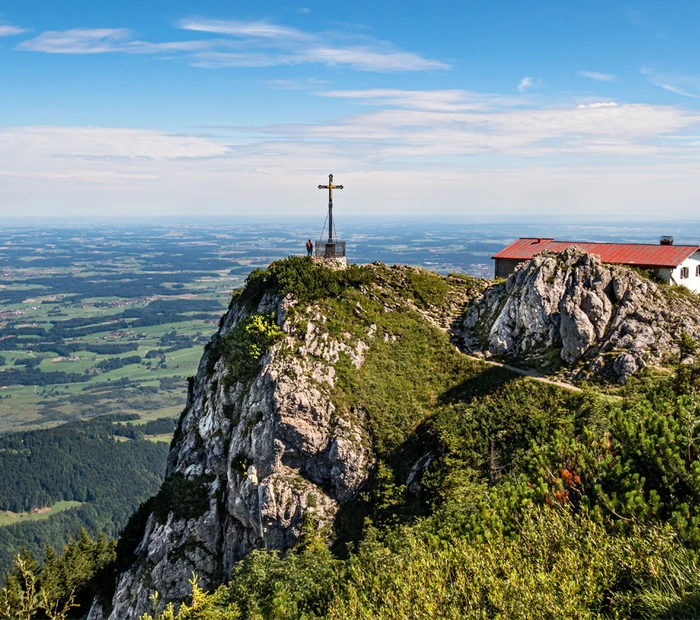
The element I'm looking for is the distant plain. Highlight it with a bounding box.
[2,217,700,434]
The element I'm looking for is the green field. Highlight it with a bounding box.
[145,433,175,443]
[0,501,83,527]
[0,228,250,434]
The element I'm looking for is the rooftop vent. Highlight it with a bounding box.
[660,236,674,246]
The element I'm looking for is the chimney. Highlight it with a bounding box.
[660,236,674,246]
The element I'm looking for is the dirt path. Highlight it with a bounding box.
[466,354,626,401]
[466,354,583,392]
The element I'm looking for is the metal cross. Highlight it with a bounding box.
[318,173,343,243]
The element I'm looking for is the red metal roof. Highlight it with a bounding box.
[492,238,699,269]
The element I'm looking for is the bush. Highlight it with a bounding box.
[207,313,284,385]
[236,256,375,308]
[151,473,214,524]
[140,575,240,620]
[327,509,697,619]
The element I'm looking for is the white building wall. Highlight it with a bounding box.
[668,251,700,292]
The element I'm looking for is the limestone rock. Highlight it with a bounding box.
[96,293,373,619]
[463,247,700,381]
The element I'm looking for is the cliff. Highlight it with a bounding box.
[90,259,481,619]
[462,246,700,382]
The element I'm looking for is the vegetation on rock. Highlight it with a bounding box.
[207,313,285,385]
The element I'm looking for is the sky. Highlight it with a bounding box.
[2,0,700,220]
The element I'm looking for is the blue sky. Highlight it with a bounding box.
[2,0,700,219]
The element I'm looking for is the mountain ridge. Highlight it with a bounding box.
[86,253,700,618]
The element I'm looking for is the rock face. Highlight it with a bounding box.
[94,292,373,619]
[463,247,700,382]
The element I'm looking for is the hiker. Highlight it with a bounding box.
[306,239,313,256]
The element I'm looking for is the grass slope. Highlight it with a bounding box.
[0,501,83,527]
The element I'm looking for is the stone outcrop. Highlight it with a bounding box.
[92,292,373,619]
[462,247,700,382]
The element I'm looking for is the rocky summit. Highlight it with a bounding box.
[89,260,481,619]
[462,246,700,382]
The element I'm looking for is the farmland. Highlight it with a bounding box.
[0,225,255,434]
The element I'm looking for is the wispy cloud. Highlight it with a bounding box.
[318,89,526,111]
[179,19,304,39]
[266,78,328,90]
[16,19,448,72]
[17,28,209,54]
[642,68,700,99]
[577,102,618,108]
[252,89,700,161]
[578,71,617,82]
[0,21,28,37]
[0,126,227,160]
[182,18,449,71]
[517,77,535,93]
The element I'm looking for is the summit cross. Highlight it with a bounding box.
[318,173,343,243]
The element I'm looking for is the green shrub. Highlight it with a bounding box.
[236,256,375,308]
[404,270,450,308]
[327,509,696,620]
[220,519,342,619]
[152,473,214,524]
[208,313,284,386]
[140,575,240,620]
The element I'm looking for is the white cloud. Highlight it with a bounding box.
[266,78,328,90]
[183,18,449,71]
[577,102,618,108]
[517,77,534,93]
[247,90,700,161]
[0,126,227,160]
[189,48,446,71]
[188,51,281,68]
[0,22,28,37]
[17,19,448,72]
[179,19,305,39]
[318,89,526,111]
[578,71,617,82]
[302,46,446,72]
[17,28,209,54]
[3,90,700,218]
[642,68,700,99]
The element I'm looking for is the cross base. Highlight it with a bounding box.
[315,241,346,259]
